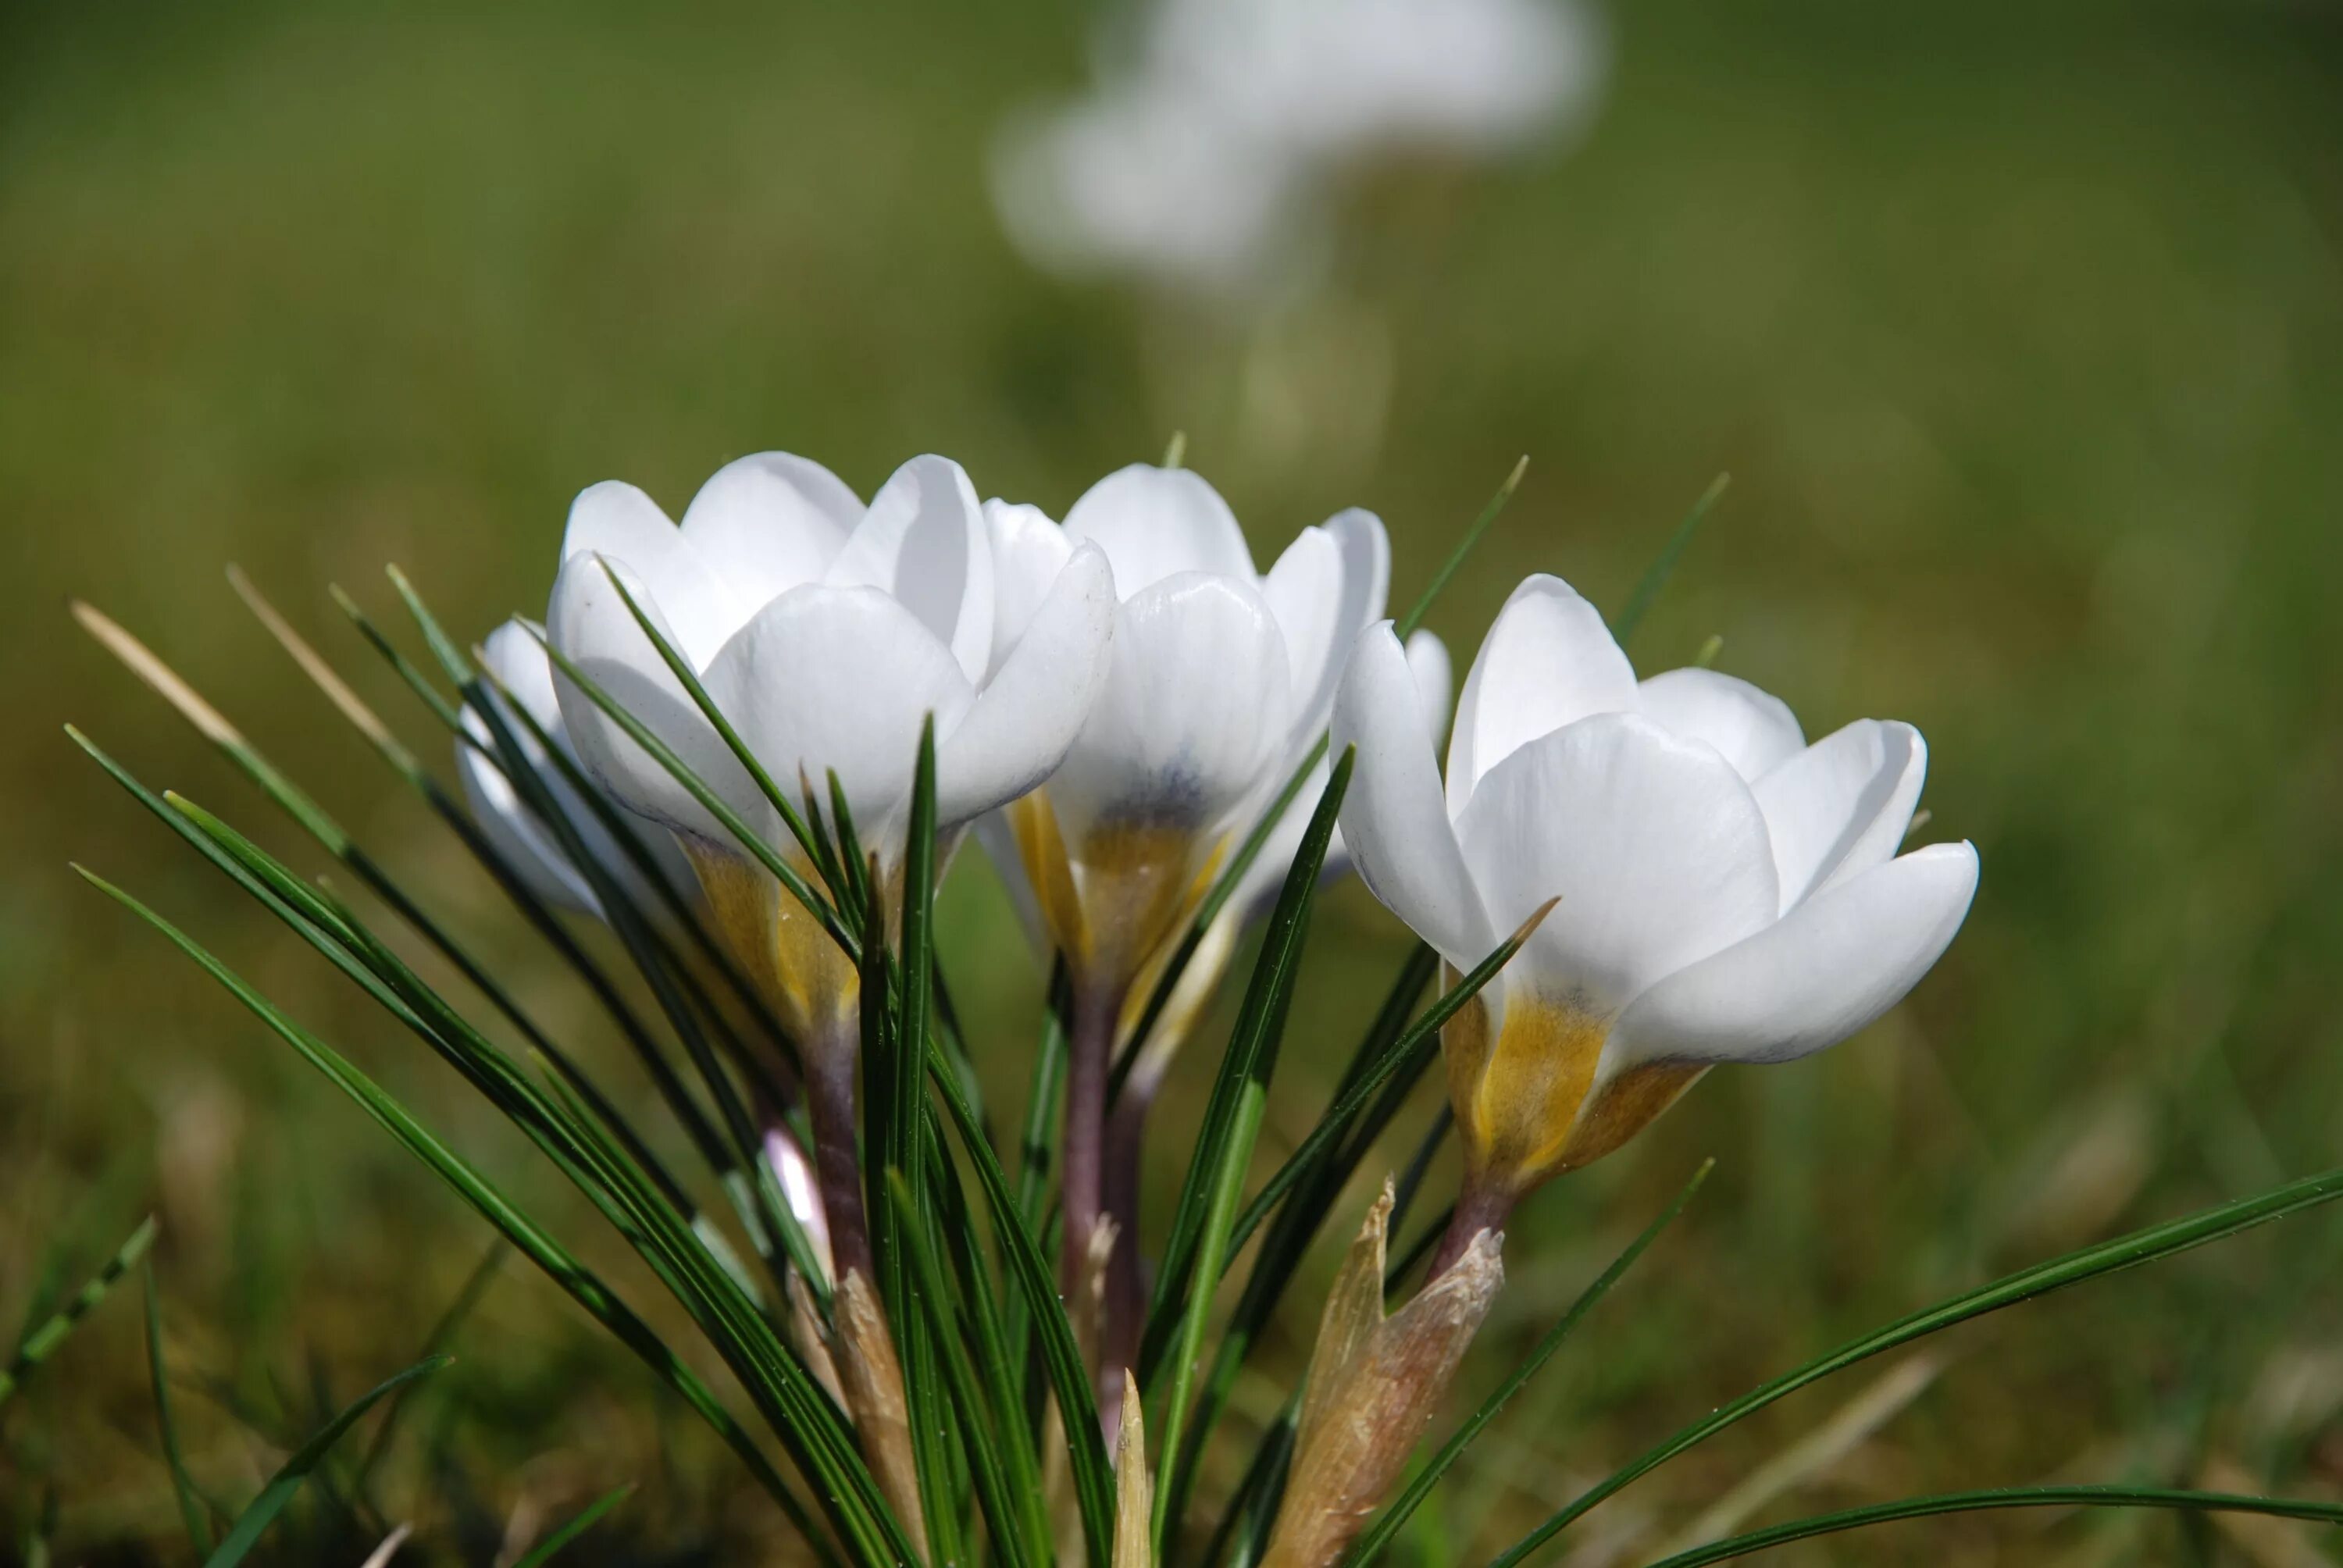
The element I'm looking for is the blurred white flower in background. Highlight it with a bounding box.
[993,0,1608,298]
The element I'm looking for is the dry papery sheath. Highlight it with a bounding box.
[1265,1181,1504,1568]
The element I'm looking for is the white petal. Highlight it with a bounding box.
[936,543,1116,824]
[1635,668,1804,781]
[479,618,567,734]
[455,712,603,918]
[1262,508,1391,751]
[1403,628,1454,742]
[1061,463,1257,597]
[1048,572,1291,846]
[1329,622,1492,971]
[1445,574,1636,815]
[824,454,996,686]
[699,584,977,850]
[558,481,740,668]
[546,550,755,846]
[1753,719,1928,911]
[1456,712,1778,1014]
[983,499,1078,678]
[677,452,858,610]
[476,619,701,915]
[1608,841,1978,1068]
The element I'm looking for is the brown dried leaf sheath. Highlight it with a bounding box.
[1264,1182,1503,1568]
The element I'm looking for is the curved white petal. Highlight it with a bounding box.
[1403,629,1455,741]
[1753,719,1928,911]
[983,499,1079,678]
[1330,622,1493,971]
[1061,463,1257,596]
[1607,841,1979,1069]
[461,622,601,914]
[677,451,858,610]
[479,618,567,732]
[824,454,995,686]
[936,543,1117,824]
[1263,508,1391,752]
[1445,574,1636,815]
[1456,712,1778,1013]
[455,717,604,917]
[1635,668,1804,782]
[558,481,740,668]
[699,584,977,849]
[546,551,754,846]
[1048,572,1292,846]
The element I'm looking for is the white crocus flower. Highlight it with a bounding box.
[983,462,1390,1019]
[545,450,1113,1534]
[1333,573,1979,1245]
[456,620,697,922]
[544,451,1116,1055]
[976,461,1387,1406]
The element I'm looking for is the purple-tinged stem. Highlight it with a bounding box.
[1428,1176,1514,1281]
[1060,981,1124,1298]
[804,1031,876,1289]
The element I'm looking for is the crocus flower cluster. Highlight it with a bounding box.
[463,450,1977,1566]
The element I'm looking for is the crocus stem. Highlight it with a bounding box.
[805,1028,876,1289]
[1061,976,1125,1303]
[1428,1177,1514,1281]
[1098,1071,1154,1425]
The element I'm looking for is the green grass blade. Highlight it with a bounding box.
[826,770,876,921]
[591,556,852,916]
[510,1484,637,1568]
[330,582,470,735]
[1346,1160,1714,1566]
[457,677,829,1307]
[351,1239,505,1502]
[1394,455,1530,639]
[525,621,859,963]
[201,1356,448,1568]
[932,1139,1051,1561]
[1201,1399,1296,1568]
[74,866,855,1566]
[1225,908,1550,1265]
[1160,946,1438,1531]
[887,1170,1035,1568]
[1150,749,1353,1553]
[926,1035,1118,1568]
[319,575,779,1055]
[1483,1164,2343,1568]
[1612,472,1729,646]
[0,1216,156,1406]
[1637,1486,2343,1568]
[465,649,804,1063]
[1111,740,1323,1103]
[145,1264,219,1556]
[1114,460,1521,1093]
[889,716,962,1566]
[1384,1204,1451,1300]
[73,604,676,1173]
[1386,1107,1451,1241]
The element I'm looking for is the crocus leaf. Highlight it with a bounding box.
[1483,1164,2343,1568]
[201,1356,448,1568]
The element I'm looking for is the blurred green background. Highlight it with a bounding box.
[6,0,2343,1562]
